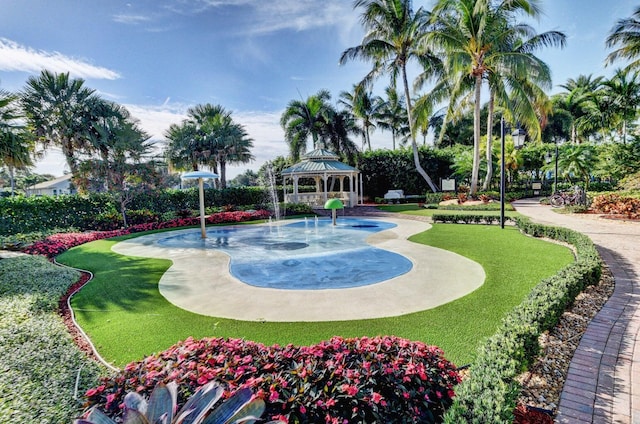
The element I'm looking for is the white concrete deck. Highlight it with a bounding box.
[111,217,485,322]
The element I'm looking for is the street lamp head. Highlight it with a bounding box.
[512,128,527,149]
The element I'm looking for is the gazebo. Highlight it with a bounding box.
[281,149,362,208]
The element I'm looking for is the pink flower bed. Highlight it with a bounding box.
[84,336,460,423]
[22,210,271,258]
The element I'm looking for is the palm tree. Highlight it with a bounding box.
[280,90,334,161]
[340,0,440,193]
[164,121,202,172]
[377,86,410,149]
[20,70,97,176]
[556,143,598,188]
[427,0,565,195]
[603,68,640,143]
[606,6,640,72]
[338,85,383,151]
[0,90,33,195]
[319,109,360,164]
[556,74,605,143]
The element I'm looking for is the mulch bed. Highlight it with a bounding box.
[57,269,99,362]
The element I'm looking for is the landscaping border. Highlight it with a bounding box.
[443,216,602,423]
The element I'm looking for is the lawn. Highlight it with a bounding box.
[58,222,573,368]
[378,203,519,216]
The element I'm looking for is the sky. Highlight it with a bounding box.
[0,0,637,180]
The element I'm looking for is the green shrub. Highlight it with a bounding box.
[431,214,510,225]
[0,256,105,422]
[444,217,601,422]
[84,336,459,423]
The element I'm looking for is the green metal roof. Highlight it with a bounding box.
[281,149,359,175]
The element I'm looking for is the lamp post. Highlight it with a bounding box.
[554,141,559,193]
[500,118,526,229]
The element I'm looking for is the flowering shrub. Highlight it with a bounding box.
[591,193,640,218]
[23,210,271,258]
[84,336,460,423]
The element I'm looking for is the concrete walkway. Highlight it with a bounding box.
[111,216,485,322]
[512,199,640,424]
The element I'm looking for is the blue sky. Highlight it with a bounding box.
[0,0,636,178]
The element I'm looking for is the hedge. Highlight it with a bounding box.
[0,187,272,236]
[443,217,602,423]
[431,214,512,225]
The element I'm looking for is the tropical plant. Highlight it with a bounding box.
[0,89,33,195]
[340,0,440,193]
[376,85,410,149]
[187,104,254,188]
[606,6,640,73]
[338,84,383,150]
[555,143,598,187]
[555,74,606,143]
[76,381,277,424]
[20,70,98,176]
[427,0,565,195]
[83,336,460,423]
[280,89,335,161]
[603,68,640,143]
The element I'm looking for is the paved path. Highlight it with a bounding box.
[512,199,640,423]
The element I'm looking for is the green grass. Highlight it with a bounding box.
[59,223,573,368]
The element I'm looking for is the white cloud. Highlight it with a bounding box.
[0,38,121,80]
[112,14,152,24]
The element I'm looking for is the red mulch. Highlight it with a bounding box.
[513,404,554,424]
[57,269,99,361]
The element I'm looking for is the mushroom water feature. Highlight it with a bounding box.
[324,198,344,225]
[181,171,219,238]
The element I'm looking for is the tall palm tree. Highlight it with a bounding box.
[340,0,440,193]
[377,86,410,149]
[319,109,360,165]
[280,90,334,161]
[0,90,33,195]
[427,0,564,195]
[164,121,201,172]
[338,85,383,151]
[21,70,97,176]
[603,68,640,143]
[556,74,605,143]
[606,6,640,72]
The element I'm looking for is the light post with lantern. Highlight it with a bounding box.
[500,117,526,229]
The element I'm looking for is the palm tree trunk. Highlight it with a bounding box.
[220,160,227,189]
[482,93,495,191]
[470,74,483,196]
[402,66,438,193]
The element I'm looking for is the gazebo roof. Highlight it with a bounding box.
[281,148,359,175]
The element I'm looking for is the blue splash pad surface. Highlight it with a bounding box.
[157,218,413,290]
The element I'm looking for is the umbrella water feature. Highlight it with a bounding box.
[324,198,344,226]
[181,171,219,238]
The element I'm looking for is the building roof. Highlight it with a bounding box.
[281,149,359,175]
[30,174,72,189]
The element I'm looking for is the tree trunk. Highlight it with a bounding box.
[220,160,227,189]
[401,65,438,193]
[9,165,15,196]
[482,93,495,191]
[470,74,483,196]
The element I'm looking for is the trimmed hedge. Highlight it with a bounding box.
[431,214,512,225]
[443,217,602,423]
[0,187,272,236]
